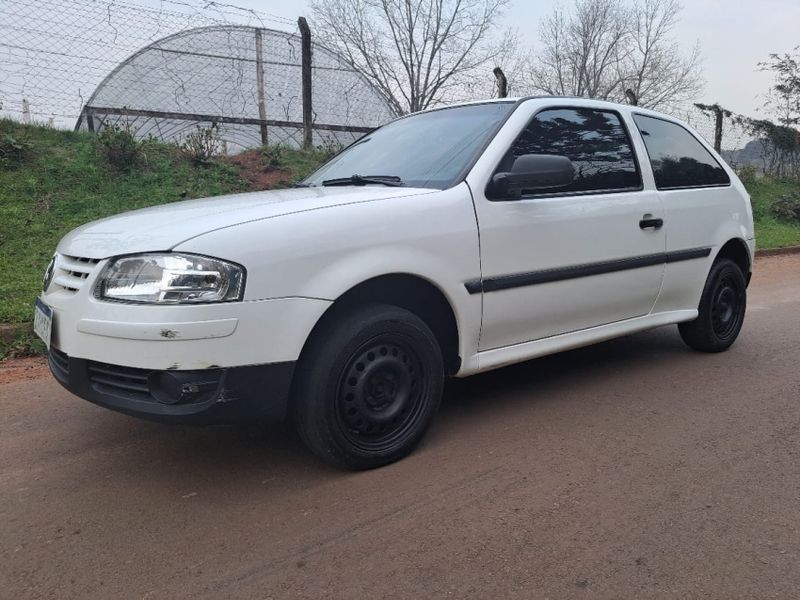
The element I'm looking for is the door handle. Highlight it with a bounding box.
[639,217,663,230]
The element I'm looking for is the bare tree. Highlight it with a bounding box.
[531,0,630,100]
[621,0,702,108]
[310,0,514,115]
[461,39,528,100]
[527,0,702,109]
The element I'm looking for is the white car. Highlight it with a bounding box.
[37,97,754,469]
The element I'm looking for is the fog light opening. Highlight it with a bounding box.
[149,371,222,405]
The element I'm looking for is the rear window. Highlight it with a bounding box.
[633,114,730,189]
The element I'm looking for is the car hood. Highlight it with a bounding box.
[58,186,436,259]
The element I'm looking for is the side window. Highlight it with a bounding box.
[633,114,730,189]
[502,107,641,196]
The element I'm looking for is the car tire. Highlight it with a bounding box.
[678,258,747,353]
[293,303,444,470]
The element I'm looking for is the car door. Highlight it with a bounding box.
[467,103,667,351]
[630,113,740,314]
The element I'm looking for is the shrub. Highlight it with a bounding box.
[0,132,33,168]
[771,194,800,222]
[97,124,142,170]
[182,123,222,164]
[735,164,758,186]
[317,136,343,158]
[261,145,286,168]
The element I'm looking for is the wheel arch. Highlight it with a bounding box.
[298,273,462,376]
[715,238,752,285]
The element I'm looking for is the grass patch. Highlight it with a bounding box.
[0,120,328,349]
[745,177,800,249]
[0,119,250,327]
[262,145,334,180]
[0,325,46,360]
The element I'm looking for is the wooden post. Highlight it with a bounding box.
[254,28,268,146]
[712,107,724,153]
[493,67,508,98]
[298,17,313,150]
[75,107,94,132]
[694,103,731,153]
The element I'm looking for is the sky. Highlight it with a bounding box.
[211,0,800,118]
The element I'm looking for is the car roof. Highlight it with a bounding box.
[414,96,693,130]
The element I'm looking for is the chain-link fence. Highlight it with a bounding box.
[663,103,800,177]
[660,104,752,153]
[656,103,761,172]
[0,0,397,151]
[0,0,775,161]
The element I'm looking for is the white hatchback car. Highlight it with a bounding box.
[37,97,754,469]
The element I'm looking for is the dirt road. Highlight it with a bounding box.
[2,254,799,599]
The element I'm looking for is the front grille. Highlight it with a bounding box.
[48,347,70,382]
[88,361,152,401]
[48,351,223,407]
[51,254,100,293]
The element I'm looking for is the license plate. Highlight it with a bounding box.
[33,297,53,348]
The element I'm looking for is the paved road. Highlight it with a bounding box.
[2,254,799,600]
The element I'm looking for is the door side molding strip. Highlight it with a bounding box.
[464,247,711,294]
[665,247,713,263]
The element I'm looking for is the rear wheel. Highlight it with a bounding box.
[293,304,444,470]
[678,258,747,352]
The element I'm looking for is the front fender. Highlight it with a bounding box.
[175,184,483,364]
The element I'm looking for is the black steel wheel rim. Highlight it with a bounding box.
[711,274,743,340]
[335,335,428,452]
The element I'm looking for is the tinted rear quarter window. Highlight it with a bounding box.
[504,108,641,196]
[633,114,730,189]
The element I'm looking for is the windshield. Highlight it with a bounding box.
[303,102,514,189]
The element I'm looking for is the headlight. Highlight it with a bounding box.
[96,253,245,304]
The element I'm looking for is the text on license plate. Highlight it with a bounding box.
[33,297,53,348]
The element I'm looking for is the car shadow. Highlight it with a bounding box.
[91,325,690,483]
[440,325,687,417]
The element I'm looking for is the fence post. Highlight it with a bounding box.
[298,17,313,150]
[254,28,268,146]
[76,106,95,132]
[712,107,723,153]
[694,103,732,153]
[493,67,507,98]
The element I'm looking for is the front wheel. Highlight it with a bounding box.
[678,258,747,352]
[293,304,444,470]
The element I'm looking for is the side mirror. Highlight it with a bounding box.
[490,154,575,199]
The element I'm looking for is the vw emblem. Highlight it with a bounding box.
[43,255,56,291]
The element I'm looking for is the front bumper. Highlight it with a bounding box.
[49,347,295,425]
[40,255,332,371]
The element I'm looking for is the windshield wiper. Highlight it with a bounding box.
[321,174,404,187]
